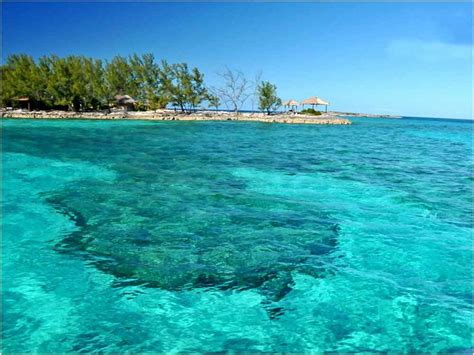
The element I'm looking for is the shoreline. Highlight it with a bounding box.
[1,109,352,125]
[334,112,402,119]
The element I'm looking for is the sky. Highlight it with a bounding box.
[2,2,472,119]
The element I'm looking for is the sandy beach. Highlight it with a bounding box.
[0,109,353,125]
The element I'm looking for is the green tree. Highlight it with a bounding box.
[0,53,212,113]
[189,67,208,111]
[207,93,220,110]
[257,81,281,115]
[158,61,209,112]
[45,56,75,109]
[1,54,43,108]
[129,53,159,109]
[36,56,54,107]
[105,56,136,100]
[0,66,11,107]
[158,61,184,112]
[69,56,91,111]
[148,95,169,110]
[84,58,108,109]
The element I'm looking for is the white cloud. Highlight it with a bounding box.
[386,39,472,63]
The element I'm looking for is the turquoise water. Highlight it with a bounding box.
[2,117,472,352]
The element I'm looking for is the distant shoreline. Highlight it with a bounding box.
[1,109,353,125]
[333,112,402,119]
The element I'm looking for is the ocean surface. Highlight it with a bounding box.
[2,116,472,353]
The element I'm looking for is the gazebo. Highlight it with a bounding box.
[115,95,136,111]
[301,96,330,113]
[282,99,299,112]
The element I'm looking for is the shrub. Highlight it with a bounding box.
[300,108,322,116]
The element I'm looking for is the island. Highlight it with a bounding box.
[0,109,352,125]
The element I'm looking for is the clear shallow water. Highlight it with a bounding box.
[2,117,472,352]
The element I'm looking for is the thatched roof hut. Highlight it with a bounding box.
[301,96,330,112]
[115,95,136,111]
[282,99,299,111]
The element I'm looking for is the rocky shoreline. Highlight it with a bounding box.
[1,109,352,125]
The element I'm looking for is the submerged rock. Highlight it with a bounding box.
[47,188,340,304]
